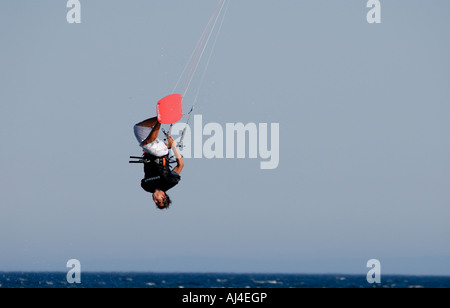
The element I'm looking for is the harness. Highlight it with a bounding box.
[129,152,175,166]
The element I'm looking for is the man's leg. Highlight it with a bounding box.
[136,116,161,146]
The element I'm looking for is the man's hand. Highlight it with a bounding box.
[166,136,175,148]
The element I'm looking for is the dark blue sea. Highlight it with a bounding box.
[1,272,449,288]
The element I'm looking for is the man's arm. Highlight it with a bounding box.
[167,137,184,174]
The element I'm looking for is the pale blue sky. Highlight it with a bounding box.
[0,0,449,275]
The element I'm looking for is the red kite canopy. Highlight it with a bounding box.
[156,94,183,124]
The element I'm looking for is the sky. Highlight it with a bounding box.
[0,0,449,275]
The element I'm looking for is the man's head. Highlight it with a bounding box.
[152,189,171,209]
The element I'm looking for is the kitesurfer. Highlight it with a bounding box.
[134,116,184,209]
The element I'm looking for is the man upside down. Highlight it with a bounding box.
[133,116,184,209]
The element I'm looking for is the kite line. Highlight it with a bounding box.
[172,0,230,148]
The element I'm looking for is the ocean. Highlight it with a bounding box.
[1,272,449,288]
